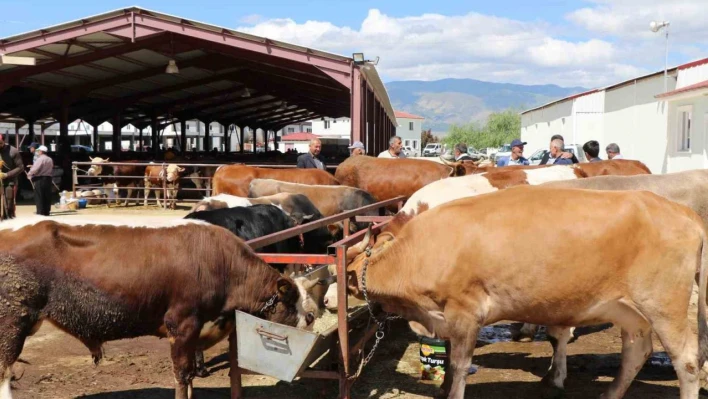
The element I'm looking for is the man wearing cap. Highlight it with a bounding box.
[0,135,24,218]
[496,139,529,167]
[28,142,40,165]
[348,141,366,156]
[27,145,54,216]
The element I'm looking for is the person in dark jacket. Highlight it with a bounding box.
[0,135,24,218]
[454,143,474,161]
[540,134,577,164]
[583,140,602,162]
[296,138,326,170]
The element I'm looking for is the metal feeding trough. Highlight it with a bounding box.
[235,310,321,382]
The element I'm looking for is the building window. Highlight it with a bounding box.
[409,122,414,130]
[306,127,312,132]
[288,127,295,133]
[678,105,692,152]
[324,121,331,129]
[404,139,410,147]
[412,140,418,149]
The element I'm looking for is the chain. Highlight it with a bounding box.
[348,245,401,380]
[259,293,278,315]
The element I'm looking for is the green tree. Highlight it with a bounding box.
[442,108,521,150]
[421,129,439,148]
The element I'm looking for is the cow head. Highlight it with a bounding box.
[164,164,186,183]
[343,226,396,299]
[87,157,109,176]
[264,277,319,330]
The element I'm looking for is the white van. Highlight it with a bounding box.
[423,143,442,157]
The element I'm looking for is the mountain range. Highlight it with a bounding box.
[384,79,587,133]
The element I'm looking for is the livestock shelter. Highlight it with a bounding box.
[0,7,396,183]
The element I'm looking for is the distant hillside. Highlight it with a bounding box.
[385,79,587,133]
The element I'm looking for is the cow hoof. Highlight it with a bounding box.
[195,368,210,378]
[540,384,564,399]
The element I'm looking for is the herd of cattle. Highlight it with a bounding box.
[3,154,708,399]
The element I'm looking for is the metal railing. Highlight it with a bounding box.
[230,196,406,399]
[71,160,337,209]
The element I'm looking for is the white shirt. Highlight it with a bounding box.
[378,150,406,159]
[612,154,624,160]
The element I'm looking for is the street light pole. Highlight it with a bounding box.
[650,20,671,92]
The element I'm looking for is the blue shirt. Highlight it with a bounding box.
[496,156,529,167]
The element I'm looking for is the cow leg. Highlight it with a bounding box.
[650,319,700,399]
[512,323,539,342]
[143,180,151,207]
[0,313,35,399]
[165,314,201,399]
[205,181,211,197]
[125,184,135,207]
[600,309,653,399]
[540,326,572,397]
[194,351,209,378]
[442,326,480,399]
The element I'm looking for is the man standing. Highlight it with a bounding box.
[496,139,529,166]
[296,138,325,169]
[27,145,54,216]
[583,140,602,162]
[0,135,24,218]
[606,143,624,159]
[540,134,577,164]
[546,139,574,165]
[348,141,366,156]
[454,143,474,161]
[378,136,406,158]
[28,142,40,164]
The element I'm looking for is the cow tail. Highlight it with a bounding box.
[698,229,708,374]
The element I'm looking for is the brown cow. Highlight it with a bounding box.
[0,218,318,399]
[86,157,147,206]
[144,163,186,209]
[484,159,651,177]
[343,186,708,398]
[248,179,378,217]
[512,168,708,342]
[212,164,339,197]
[334,155,466,204]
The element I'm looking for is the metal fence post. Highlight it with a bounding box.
[161,163,167,210]
[71,163,78,199]
[336,245,351,399]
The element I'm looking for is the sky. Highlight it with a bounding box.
[1,0,707,89]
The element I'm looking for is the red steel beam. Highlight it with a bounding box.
[255,254,336,265]
[137,16,353,84]
[0,13,136,54]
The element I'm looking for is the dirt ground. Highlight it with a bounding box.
[7,204,708,398]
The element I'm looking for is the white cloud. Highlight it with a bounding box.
[236,7,702,89]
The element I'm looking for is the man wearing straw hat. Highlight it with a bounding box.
[0,135,24,218]
[27,145,53,216]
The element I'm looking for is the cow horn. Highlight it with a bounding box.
[354,225,372,252]
[439,157,456,166]
[301,278,320,291]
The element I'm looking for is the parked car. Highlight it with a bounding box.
[422,143,442,157]
[403,146,420,157]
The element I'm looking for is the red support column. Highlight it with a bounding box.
[350,68,362,144]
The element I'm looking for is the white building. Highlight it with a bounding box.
[311,117,351,139]
[520,57,708,174]
[394,111,425,155]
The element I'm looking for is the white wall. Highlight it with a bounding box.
[665,96,708,172]
[604,75,671,173]
[677,63,708,88]
[521,100,573,155]
[281,141,310,153]
[311,117,350,138]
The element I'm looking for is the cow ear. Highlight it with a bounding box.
[105,158,110,162]
[276,278,297,303]
[178,167,185,172]
[89,156,94,161]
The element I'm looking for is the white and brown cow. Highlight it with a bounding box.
[344,186,708,399]
[86,157,147,206]
[144,163,185,209]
